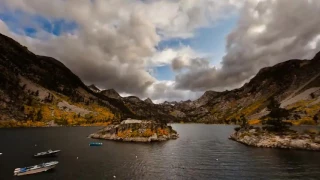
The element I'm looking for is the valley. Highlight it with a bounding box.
[0,33,319,127]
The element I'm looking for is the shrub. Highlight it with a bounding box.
[171,129,177,134]
[117,129,131,138]
[131,130,140,137]
[248,119,261,125]
[240,114,248,129]
[297,119,316,125]
[303,129,318,135]
[142,129,154,137]
[157,128,169,136]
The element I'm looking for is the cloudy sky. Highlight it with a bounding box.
[1,0,320,103]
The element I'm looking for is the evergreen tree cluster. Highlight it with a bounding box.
[25,108,43,121]
[263,97,291,132]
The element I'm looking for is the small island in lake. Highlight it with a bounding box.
[230,98,320,151]
[89,119,179,142]
[230,128,320,151]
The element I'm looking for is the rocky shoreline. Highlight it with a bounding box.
[230,128,320,151]
[89,119,179,143]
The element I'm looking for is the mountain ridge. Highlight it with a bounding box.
[0,32,320,126]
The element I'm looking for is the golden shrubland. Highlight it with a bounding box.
[0,92,116,127]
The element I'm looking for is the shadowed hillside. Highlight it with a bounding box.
[164,52,320,124]
[1,32,319,127]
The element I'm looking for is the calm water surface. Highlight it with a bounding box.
[0,124,320,180]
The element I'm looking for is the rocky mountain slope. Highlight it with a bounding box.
[90,50,320,125]
[0,33,176,127]
[88,84,100,93]
[100,89,121,100]
[1,32,319,126]
[92,88,177,123]
[167,53,320,124]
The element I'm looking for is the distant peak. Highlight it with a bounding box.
[103,88,117,93]
[100,89,121,99]
[88,84,100,92]
[144,98,153,104]
[313,50,320,61]
[203,90,219,96]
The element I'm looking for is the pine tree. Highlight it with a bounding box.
[314,112,319,124]
[36,109,43,121]
[240,114,248,129]
[263,97,291,132]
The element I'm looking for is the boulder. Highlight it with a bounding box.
[314,136,320,144]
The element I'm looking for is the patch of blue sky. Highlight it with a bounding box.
[0,10,25,35]
[154,16,237,81]
[0,10,78,37]
[157,16,237,66]
[153,65,174,81]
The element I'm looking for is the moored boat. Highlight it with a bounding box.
[14,161,58,176]
[34,149,61,157]
[89,142,103,146]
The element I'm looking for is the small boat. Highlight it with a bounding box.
[14,161,58,176]
[0,153,2,155]
[89,142,103,146]
[34,149,61,158]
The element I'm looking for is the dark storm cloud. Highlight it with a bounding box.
[175,0,320,91]
[172,56,210,71]
[0,0,240,101]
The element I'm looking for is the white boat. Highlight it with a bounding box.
[14,161,58,176]
[34,149,61,157]
[0,153,2,155]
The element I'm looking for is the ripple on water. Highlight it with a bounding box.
[0,125,320,180]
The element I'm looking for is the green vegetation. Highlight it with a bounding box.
[116,127,170,138]
[239,114,248,129]
[263,97,292,132]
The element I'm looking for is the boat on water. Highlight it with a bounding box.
[14,161,58,176]
[89,142,103,146]
[34,149,61,158]
[0,153,2,155]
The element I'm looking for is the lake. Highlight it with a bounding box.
[1,124,320,180]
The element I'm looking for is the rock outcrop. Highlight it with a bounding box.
[144,98,153,104]
[100,89,121,99]
[88,84,101,93]
[230,129,320,151]
[89,119,179,142]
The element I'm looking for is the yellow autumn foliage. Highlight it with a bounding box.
[41,105,52,121]
[17,93,115,127]
[0,120,46,128]
[241,98,266,116]
[142,129,154,137]
[248,119,261,125]
[294,118,317,125]
[157,128,169,136]
[117,129,132,138]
